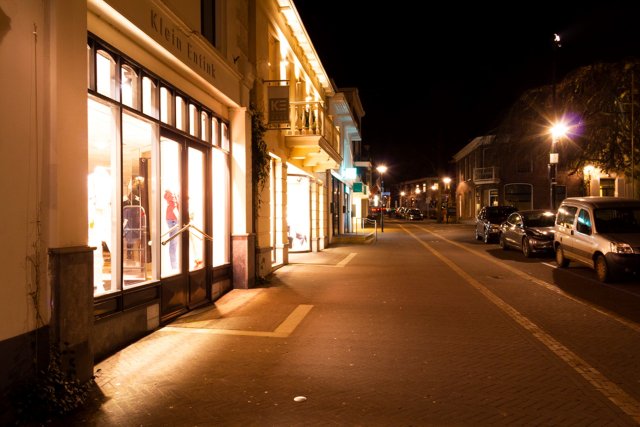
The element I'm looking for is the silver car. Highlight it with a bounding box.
[554,197,640,282]
[499,210,556,257]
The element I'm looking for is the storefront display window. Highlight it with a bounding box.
[88,97,119,295]
[212,148,230,266]
[287,175,311,252]
[188,148,205,271]
[161,137,182,277]
[122,112,156,287]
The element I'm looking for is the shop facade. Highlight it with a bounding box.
[0,0,254,402]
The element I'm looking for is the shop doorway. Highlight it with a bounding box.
[160,131,210,321]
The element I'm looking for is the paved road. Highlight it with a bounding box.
[61,221,640,426]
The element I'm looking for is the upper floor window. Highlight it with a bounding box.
[201,0,216,47]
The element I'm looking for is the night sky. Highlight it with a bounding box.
[293,1,640,184]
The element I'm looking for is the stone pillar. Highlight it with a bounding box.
[48,246,94,383]
[232,234,255,289]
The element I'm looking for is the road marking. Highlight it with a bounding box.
[336,252,357,267]
[290,252,357,268]
[162,304,313,338]
[414,226,640,334]
[402,226,640,423]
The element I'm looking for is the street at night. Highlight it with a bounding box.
[65,220,640,426]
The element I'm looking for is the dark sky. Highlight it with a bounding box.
[293,1,640,184]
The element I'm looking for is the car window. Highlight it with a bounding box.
[524,211,556,227]
[576,209,592,235]
[594,207,640,233]
[506,213,518,224]
[557,205,578,228]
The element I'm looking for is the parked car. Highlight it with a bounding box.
[554,197,640,282]
[499,210,556,257]
[475,205,518,243]
[405,208,424,220]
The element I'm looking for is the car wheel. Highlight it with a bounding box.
[555,245,569,268]
[522,237,532,258]
[499,233,508,250]
[595,254,613,283]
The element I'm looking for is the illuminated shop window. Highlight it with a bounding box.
[121,64,139,109]
[287,174,311,252]
[96,50,116,99]
[211,117,219,146]
[160,86,172,124]
[221,122,229,151]
[88,97,119,295]
[212,147,230,266]
[161,137,182,277]
[176,96,187,131]
[142,76,157,118]
[188,148,205,271]
[189,104,198,137]
[122,111,156,287]
[200,111,209,142]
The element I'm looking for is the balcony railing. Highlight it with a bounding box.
[473,166,500,184]
[288,101,340,153]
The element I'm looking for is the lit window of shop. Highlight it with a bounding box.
[122,111,156,288]
[221,122,230,151]
[88,97,118,294]
[142,76,157,118]
[189,103,199,137]
[121,64,139,109]
[160,86,172,124]
[96,50,116,99]
[212,117,219,146]
[176,96,187,132]
[201,111,209,142]
[88,36,232,312]
[212,146,230,266]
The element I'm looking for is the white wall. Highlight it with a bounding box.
[0,0,87,342]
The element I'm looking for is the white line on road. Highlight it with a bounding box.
[336,252,357,267]
[162,304,314,338]
[402,226,640,424]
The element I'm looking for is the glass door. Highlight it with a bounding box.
[160,131,210,321]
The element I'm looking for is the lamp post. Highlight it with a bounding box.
[400,191,406,208]
[376,165,387,232]
[549,121,567,209]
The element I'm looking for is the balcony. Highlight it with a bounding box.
[285,101,341,172]
[473,166,500,184]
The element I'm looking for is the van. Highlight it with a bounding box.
[554,197,640,282]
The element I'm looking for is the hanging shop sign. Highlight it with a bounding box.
[268,85,290,125]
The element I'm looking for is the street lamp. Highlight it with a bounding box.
[549,121,568,209]
[376,165,387,232]
[400,191,406,208]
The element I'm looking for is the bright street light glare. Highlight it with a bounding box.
[550,122,568,139]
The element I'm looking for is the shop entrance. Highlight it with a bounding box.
[160,131,210,321]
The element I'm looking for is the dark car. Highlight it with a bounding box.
[499,210,556,257]
[475,205,518,243]
[405,208,424,220]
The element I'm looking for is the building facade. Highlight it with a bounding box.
[452,135,588,221]
[251,1,366,278]
[0,0,254,403]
